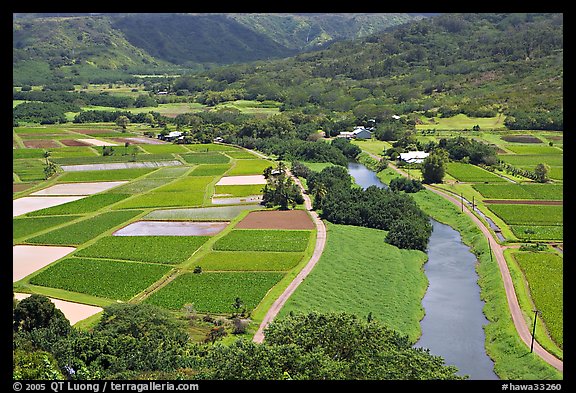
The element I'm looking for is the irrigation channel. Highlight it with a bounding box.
[347,161,498,380]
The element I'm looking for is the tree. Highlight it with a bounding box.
[115,115,130,131]
[261,162,304,210]
[534,163,550,183]
[13,350,64,380]
[13,294,70,335]
[421,149,449,184]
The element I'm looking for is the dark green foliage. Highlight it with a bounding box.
[389,176,425,193]
[261,162,304,210]
[13,350,64,380]
[187,312,465,380]
[13,294,71,335]
[421,150,449,184]
[331,137,362,159]
[312,165,432,250]
[438,136,497,165]
[12,295,463,380]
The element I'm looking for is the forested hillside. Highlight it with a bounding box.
[13,13,423,82]
[172,13,563,130]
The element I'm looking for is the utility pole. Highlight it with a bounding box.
[461,193,464,212]
[530,309,541,353]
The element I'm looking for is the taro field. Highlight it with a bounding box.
[13,123,314,330]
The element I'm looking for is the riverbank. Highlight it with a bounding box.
[412,189,562,379]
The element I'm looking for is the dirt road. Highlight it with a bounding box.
[386,160,563,372]
[252,172,327,344]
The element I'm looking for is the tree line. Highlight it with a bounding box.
[13,294,465,380]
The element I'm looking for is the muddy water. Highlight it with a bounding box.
[113,221,229,236]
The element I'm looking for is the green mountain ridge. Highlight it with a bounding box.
[13,13,423,72]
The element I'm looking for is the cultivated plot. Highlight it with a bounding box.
[30,181,128,196]
[13,245,76,282]
[113,221,229,236]
[13,196,85,217]
[13,293,103,325]
[235,210,315,230]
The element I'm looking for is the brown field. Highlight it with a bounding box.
[22,139,60,148]
[235,210,315,230]
[60,139,92,146]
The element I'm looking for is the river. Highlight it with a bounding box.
[347,161,497,380]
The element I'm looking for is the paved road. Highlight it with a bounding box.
[387,160,563,372]
[252,172,327,344]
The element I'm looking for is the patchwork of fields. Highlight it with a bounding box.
[13,124,315,330]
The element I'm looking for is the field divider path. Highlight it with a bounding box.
[372,153,563,372]
[252,170,327,344]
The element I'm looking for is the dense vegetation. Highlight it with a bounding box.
[13,295,464,380]
[304,165,432,251]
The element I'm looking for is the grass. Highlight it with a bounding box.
[410,188,562,379]
[446,162,508,183]
[74,236,211,265]
[213,230,312,252]
[195,251,304,271]
[56,168,156,182]
[143,205,260,221]
[511,251,563,349]
[25,193,132,216]
[24,210,143,245]
[473,184,563,200]
[13,215,82,240]
[113,176,215,209]
[144,271,284,314]
[487,204,562,226]
[213,184,264,197]
[188,164,231,177]
[278,222,428,343]
[28,257,172,302]
[180,153,231,165]
[415,113,506,130]
[227,159,274,176]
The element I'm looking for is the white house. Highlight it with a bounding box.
[399,151,429,164]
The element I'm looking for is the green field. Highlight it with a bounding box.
[415,113,506,130]
[57,168,156,182]
[278,222,428,342]
[213,230,312,252]
[29,257,172,301]
[196,251,304,271]
[26,194,132,216]
[75,236,211,264]
[143,205,259,221]
[473,184,563,200]
[487,204,562,226]
[13,215,82,240]
[512,251,563,348]
[446,162,508,183]
[24,210,142,245]
[227,159,274,176]
[144,271,284,313]
[214,184,264,197]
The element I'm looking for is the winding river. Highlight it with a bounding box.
[347,161,497,380]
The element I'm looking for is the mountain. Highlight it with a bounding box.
[12,13,424,76]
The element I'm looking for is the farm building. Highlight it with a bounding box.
[399,151,429,164]
[338,126,373,140]
[157,131,183,142]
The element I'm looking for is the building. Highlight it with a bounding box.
[399,151,429,164]
[337,126,373,140]
[158,131,182,142]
